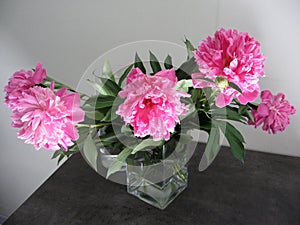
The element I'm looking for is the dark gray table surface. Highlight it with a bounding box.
[4,144,300,225]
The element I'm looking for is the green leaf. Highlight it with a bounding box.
[184,37,196,59]
[247,102,258,110]
[99,133,119,143]
[86,79,109,96]
[179,134,193,144]
[194,77,214,83]
[164,55,173,69]
[246,109,254,122]
[101,108,112,122]
[175,79,193,92]
[121,125,133,134]
[218,121,245,161]
[57,153,65,165]
[51,150,61,159]
[131,139,163,154]
[103,60,115,81]
[86,78,121,97]
[176,57,199,80]
[99,78,121,96]
[84,95,115,109]
[83,133,98,171]
[118,64,133,87]
[212,106,248,124]
[229,82,243,94]
[106,147,132,178]
[77,127,92,144]
[238,104,248,115]
[134,53,146,73]
[149,51,162,74]
[85,110,104,120]
[204,125,220,162]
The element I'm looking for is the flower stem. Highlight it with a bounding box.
[44,76,88,99]
[76,123,111,128]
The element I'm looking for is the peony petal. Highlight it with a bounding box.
[237,90,259,105]
[215,92,234,108]
[154,68,177,86]
[126,68,145,85]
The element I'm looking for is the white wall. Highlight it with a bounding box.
[0,0,299,217]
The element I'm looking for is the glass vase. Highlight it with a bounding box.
[126,145,189,210]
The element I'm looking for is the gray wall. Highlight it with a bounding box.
[0,0,299,217]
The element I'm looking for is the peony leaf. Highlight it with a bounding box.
[131,139,164,154]
[86,79,110,96]
[84,95,115,109]
[85,110,104,121]
[218,121,245,161]
[238,104,248,115]
[51,150,61,159]
[118,64,133,87]
[164,55,173,69]
[83,133,98,171]
[103,59,115,81]
[195,77,214,83]
[149,51,162,74]
[212,106,248,124]
[175,79,193,92]
[246,109,254,122]
[204,125,220,163]
[101,109,111,122]
[99,78,121,96]
[176,57,199,80]
[134,53,146,73]
[184,37,196,60]
[229,82,243,94]
[106,147,132,178]
[121,125,133,134]
[178,134,193,144]
[86,78,121,97]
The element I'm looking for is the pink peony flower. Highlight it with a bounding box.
[116,68,190,141]
[192,28,266,108]
[4,62,47,110]
[249,90,296,134]
[11,85,85,150]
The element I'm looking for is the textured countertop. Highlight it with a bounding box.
[4,144,300,225]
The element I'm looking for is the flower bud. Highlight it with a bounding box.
[215,76,228,90]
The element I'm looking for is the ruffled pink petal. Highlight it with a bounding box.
[117,68,190,141]
[215,92,234,108]
[9,85,84,151]
[154,68,177,87]
[33,62,47,84]
[249,90,296,134]
[237,90,259,105]
[126,68,145,85]
[192,28,266,107]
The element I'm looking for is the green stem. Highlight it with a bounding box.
[173,163,187,182]
[76,123,111,128]
[44,76,89,99]
[45,77,75,91]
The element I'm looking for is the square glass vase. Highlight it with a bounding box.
[126,160,188,210]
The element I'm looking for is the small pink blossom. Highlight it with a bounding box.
[249,90,296,134]
[4,62,47,110]
[11,85,85,150]
[116,68,190,141]
[192,28,266,107]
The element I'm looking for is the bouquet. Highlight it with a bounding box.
[4,28,296,178]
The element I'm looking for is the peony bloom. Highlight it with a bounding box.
[192,28,266,108]
[4,62,47,110]
[249,90,296,134]
[11,85,85,150]
[116,68,190,141]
